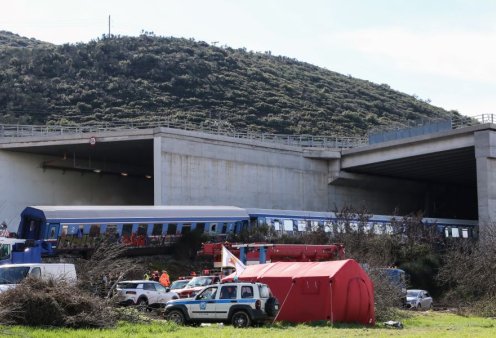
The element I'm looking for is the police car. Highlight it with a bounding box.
[164,282,279,327]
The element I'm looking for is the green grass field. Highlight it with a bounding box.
[1,311,495,338]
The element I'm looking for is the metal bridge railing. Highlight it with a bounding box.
[0,120,368,149]
[1,114,493,149]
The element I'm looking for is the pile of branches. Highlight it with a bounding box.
[0,239,149,328]
[0,277,117,328]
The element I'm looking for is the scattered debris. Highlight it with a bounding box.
[383,320,403,329]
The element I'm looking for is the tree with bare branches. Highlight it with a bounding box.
[437,222,496,315]
[75,238,144,298]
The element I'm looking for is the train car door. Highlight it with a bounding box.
[21,218,42,239]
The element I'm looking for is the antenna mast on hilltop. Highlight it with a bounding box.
[108,15,111,38]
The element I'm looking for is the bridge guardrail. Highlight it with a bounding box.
[0,120,368,149]
[0,114,493,149]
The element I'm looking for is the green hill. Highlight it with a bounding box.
[0,31,52,48]
[0,32,458,135]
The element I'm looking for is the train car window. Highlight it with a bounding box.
[372,223,382,235]
[273,221,280,231]
[89,224,100,237]
[61,225,68,236]
[48,224,58,239]
[196,223,205,233]
[452,227,460,238]
[385,223,393,234]
[182,224,191,235]
[221,223,227,234]
[324,221,332,233]
[209,223,217,233]
[137,224,147,236]
[311,221,320,231]
[283,220,293,231]
[297,220,307,232]
[152,224,162,236]
[68,224,79,235]
[121,224,132,236]
[462,228,469,238]
[444,227,450,238]
[106,224,117,238]
[292,221,298,232]
[336,221,345,233]
[167,224,177,235]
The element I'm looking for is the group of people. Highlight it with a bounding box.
[144,270,170,287]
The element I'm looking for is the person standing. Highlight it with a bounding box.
[159,270,170,287]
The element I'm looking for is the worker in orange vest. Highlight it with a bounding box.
[159,270,170,287]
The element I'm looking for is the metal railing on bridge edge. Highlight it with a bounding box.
[0,114,493,149]
[0,119,368,149]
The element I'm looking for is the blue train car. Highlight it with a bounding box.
[246,208,478,239]
[18,206,250,253]
[17,205,478,256]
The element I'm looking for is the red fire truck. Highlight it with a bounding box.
[198,242,345,267]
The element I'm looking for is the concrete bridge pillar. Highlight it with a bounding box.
[475,130,496,235]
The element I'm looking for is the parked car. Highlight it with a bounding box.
[169,278,191,291]
[174,275,221,298]
[116,280,179,310]
[164,282,280,327]
[406,289,433,310]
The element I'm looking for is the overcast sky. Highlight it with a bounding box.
[1,0,495,117]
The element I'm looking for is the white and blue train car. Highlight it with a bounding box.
[246,208,478,239]
[18,205,250,252]
[16,205,478,255]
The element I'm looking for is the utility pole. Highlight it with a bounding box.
[108,15,111,38]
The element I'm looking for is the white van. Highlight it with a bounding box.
[0,263,77,292]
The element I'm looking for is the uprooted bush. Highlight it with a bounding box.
[0,277,118,328]
[368,269,406,321]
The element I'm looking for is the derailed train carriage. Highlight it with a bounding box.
[18,206,249,255]
[17,205,478,256]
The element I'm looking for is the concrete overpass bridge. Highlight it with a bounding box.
[0,117,494,234]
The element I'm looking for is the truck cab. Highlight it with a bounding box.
[0,238,49,265]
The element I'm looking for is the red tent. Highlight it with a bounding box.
[225,259,374,325]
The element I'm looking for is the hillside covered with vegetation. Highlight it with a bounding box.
[0,32,458,135]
